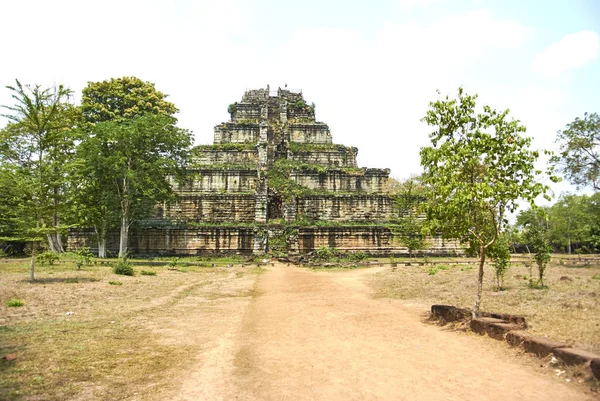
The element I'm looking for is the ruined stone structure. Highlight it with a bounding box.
[69,86,461,256]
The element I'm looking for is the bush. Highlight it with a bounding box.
[348,251,368,262]
[75,247,94,266]
[6,298,24,307]
[113,261,135,276]
[37,251,59,266]
[315,246,336,261]
[140,270,156,276]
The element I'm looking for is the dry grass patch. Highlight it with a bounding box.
[0,259,259,400]
[370,259,600,353]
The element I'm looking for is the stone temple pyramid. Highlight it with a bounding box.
[70,86,458,256]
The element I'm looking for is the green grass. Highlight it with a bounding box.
[140,270,157,276]
[108,281,122,286]
[6,298,24,307]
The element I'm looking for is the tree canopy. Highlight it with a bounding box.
[420,87,553,316]
[552,112,600,191]
[81,76,178,124]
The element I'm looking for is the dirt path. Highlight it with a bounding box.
[165,264,595,400]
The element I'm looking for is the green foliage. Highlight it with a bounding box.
[390,176,426,256]
[428,266,438,275]
[113,261,135,276]
[81,77,177,124]
[75,247,94,265]
[487,234,511,290]
[551,112,599,191]
[6,298,24,307]
[227,103,237,116]
[420,87,553,316]
[315,245,336,261]
[592,274,600,280]
[37,251,59,266]
[75,113,192,258]
[108,281,123,285]
[140,270,157,276]
[518,208,551,287]
[167,257,180,268]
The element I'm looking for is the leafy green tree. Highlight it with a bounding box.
[1,80,78,278]
[487,234,510,290]
[420,87,552,317]
[81,77,178,124]
[75,77,186,258]
[547,193,590,253]
[76,114,191,259]
[517,208,551,287]
[552,112,600,191]
[390,176,426,257]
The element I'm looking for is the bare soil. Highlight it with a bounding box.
[1,261,597,400]
[163,264,595,400]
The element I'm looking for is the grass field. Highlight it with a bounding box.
[0,258,262,400]
[370,256,600,353]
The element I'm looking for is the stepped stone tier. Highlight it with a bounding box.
[68,86,461,256]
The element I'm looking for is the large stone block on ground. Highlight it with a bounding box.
[470,317,505,335]
[481,312,527,329]
[506,330,530,347]
[552,348,600,366]
[431,305,470,322]
[522,337,567,357]
[486,322,521,341]
[591,358,600,380]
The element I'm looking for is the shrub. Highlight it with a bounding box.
[6,298,24,307]
[37,251,59,266]
[348,251,368,262]
[488,235,511,290]
[113,261,135,276]
[428,267,438,275]
[108,281,123,285]
[315,246,336,261]
[75,247,94,266]
[140,270,156,276]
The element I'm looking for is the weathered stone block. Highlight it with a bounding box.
[590,358,600,379]
[430,305,470,322]
[522,337,568,357]
[297,195,392,222]
[487,322,521,340]
[506,330,530,347]
[552,348,600,366]
[481,312,527,329]
[470,317,505,335]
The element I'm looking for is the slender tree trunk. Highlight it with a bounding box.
[567,216,571,255]
[95,223,107,258]
[118,215,129,261]
[473,245,486,318]
[47,232,64,253]
[30,240,37,281]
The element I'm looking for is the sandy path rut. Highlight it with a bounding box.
[168,264,594,401]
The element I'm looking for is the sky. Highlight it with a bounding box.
[0,0,599,203]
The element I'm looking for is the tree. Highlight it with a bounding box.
[552,112,600,191]
[487,234,510,291]
[517,208,551,287]
[81,77,178,124]
[76,114,191,259]
[76,77,185,258]
[420,87,553,317]
[390,176,426,257]
[546,194,590,254]
[1,80,77,279]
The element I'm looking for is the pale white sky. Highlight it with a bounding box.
[1,0,599,202]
